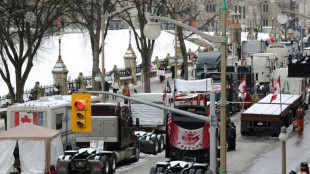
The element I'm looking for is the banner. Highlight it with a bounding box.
[175,79,213,92]
[169,121,210,150]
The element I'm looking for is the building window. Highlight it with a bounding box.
[206,4,209,12]
[243,6,245,19]
[263,18,269,26]
[263,2,268,13]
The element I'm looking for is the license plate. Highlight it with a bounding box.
[257,122,263,126]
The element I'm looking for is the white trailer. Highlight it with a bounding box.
[131,93,171,155]
[266,44,289,67]
[6,95,76,149]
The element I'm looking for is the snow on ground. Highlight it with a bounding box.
[0,30,269,96]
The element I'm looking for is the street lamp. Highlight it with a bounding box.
[143,0,228,173]
[279,126,289,174]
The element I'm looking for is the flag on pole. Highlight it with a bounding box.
[270,76,281,103]
[238,74,246,94]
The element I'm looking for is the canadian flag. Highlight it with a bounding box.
[270,76,281,103]
[15,112,39,127]
[168,121,210,150]
[238,74,246,94]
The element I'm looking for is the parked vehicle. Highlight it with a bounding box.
[266,44,289,67]
[6,95,76,149]
[56,103,139,174]
[241,94,302,136]
[131,93,172,155]
[150,105,211,174]
[242,40,266,59]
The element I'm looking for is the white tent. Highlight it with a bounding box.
[0,123,64,174]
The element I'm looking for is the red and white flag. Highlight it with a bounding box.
[270,76,281,103]
[168,121,210,150]
[238,74,246,94]
[15,112,39,127]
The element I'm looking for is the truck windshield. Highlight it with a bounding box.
[172,106,207,129]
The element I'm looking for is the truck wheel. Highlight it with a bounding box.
[149,167,156,174]
[188,168,196,174]
[132,144,140,162]
[156,167,165,173]
[108,154,116,174]
[195,169,204,174]
[157,134,164,153]
[100,156,109,174]
[151,135,159,155]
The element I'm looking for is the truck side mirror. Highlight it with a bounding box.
[135,118,140,127]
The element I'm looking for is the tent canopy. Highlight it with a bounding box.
[0,123,63,174]
[0,123,60,140]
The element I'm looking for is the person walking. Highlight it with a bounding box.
[296,105,305,134]
[111,79,120,100]
[171,64,175,79]
[251,92,260,105]
[122,82,130,104]
[229,122,236,151]
[244,92,252,109]
[159,64,165,83]
[180,64,185,79]
[236,44,242,61]
[104,81,110,99]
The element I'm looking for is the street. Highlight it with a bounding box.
[1,71,309,174]
[114,108,310,174]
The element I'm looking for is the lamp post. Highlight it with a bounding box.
[143,0,228,173]
[279,126,289,174]
[100,0,105,102]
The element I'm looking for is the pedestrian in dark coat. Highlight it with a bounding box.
[226,121,231,151]
[104,81,110,98]
[171,65,175,79]
[180,64,185,79]
[230,122,236,151]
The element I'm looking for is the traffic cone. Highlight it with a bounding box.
[300,162,309,174]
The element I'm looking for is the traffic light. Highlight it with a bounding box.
[71,93,91,132]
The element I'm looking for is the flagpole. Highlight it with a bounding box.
[279,76,282,113]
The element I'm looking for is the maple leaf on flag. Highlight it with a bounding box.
[21,115,32,123]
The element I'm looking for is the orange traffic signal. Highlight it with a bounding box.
[71,93,91,132]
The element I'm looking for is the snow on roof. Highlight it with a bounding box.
[258,94,300,104]
[243,103,289,115]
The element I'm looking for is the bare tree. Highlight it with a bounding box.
[115,0,162,93]
[0,0,67,103]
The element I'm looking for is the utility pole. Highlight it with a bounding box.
[101,0,105,103]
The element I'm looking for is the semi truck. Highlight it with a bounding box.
[56,103,139,174]
[241,94,302,136]
[150,105,212,174]
[131,93,171,155]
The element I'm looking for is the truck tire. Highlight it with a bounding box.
[241,121,250,136]
[100,156,109,174]
[156,167,165,173]
[195,169,204,174]
[157,134,164,153]
[188,169,196,174]
[149,167,156,174]
[270,122,281,137]
[132,143,140,162]
[151,135,159,155]
[108,154,117,174]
